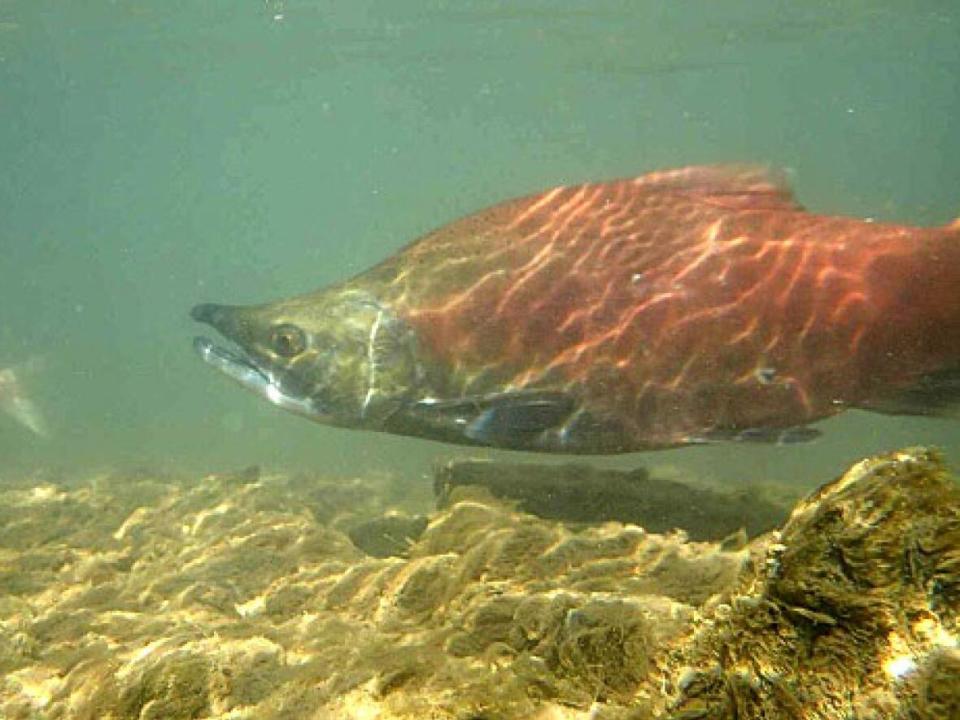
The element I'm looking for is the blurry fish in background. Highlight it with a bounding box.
[0,360,48,436]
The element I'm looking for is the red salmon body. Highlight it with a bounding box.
[192,165,960,453]
[374,166,960,449]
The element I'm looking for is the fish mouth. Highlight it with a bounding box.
[191,334,319,417]
[192,336,269,391]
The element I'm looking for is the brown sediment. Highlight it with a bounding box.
[0,448,956,718]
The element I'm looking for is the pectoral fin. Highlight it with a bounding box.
[464,393,575,445]
[411,390,574,449]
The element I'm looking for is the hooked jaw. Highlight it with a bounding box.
[190,302,233,329]
[190,304,317,418]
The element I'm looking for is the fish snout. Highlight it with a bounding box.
[190,303,229,327]
[189,303,254,345]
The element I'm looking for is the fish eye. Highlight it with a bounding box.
[270,324,306,357]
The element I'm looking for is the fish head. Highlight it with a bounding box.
[190,288,423,428]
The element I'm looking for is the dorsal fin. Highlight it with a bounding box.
[632,164,803,211]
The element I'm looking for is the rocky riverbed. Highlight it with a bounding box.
[0,448,957,719]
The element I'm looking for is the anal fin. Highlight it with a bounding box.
[691,425,821,445]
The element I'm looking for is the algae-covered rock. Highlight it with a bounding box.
[347,512,429,558]
[666,447,960,719]
[0,449,956,719]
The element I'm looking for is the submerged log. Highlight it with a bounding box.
[434,458,789,540]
